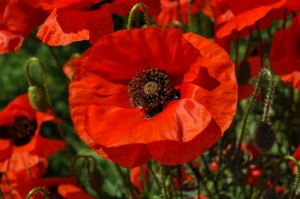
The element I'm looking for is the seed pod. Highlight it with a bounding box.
[254,122,275,154]
[28,85,48,113]
[89,167,104,192]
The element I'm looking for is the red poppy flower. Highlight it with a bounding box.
[215,0,287,39]
[0,94,65,172]
[37,0,161,46]
[69,27,237,167]
[63,54,81,80]
[270,14,300,90]
[289,146,300,175]
[155,0,204,26]
[0,0,48,54]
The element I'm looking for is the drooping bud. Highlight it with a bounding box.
[89,167,104,193]
[28,85,48,113]
[254,122,275,154]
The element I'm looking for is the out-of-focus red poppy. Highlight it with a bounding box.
[156,0,204,26]
[69,27,237,168]
[237,56,261,100]
[270,14,300,90]
[215,0,287,39]
[63,54,81,80]
[130,164,149,193]
[2,176,93,199]
[1,159,48,199]
[285,0,300,11]
[0,94,65,172]
[289,146,300,175]
[37,0,161,46]
[173,167,196,191]
[0,0,48,54]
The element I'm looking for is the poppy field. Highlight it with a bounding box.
[1,0,300,198]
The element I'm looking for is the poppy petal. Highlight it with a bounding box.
[58,184,95,199]
[183,32,237,133]
[85,96,211,147]
[0,29,23,54]
[216,0,287,38]
[37,8,113,46]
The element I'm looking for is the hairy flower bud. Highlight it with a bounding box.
[28,85,48,113]
[254,122,275,154]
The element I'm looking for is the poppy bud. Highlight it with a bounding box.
[254,122,275,154]
[89,167,104,192]
[28,85,48,113]
[236,60,251,85]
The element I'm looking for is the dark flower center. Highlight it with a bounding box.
[128,68,180,118]
[89,0,114,11]
[0,115,37,146]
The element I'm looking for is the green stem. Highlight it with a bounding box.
[147,161,161,190]
[47,46,70,84]
[234,70,264,160]
[127,3,150,29]
[114,164,136,199]
[159,164,170,199]
[25,58,72,168]
[26,187,50,199]
[139,166,148,193]
[177,167,184,199]
[285,155,300,199]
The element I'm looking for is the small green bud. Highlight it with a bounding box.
[255,122,275,154]
[28,85,48,113]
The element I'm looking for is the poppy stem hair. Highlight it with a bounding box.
[26,187,51,199]
[284,155,300,199]
[127,3,150,29]
[261,67,275,123]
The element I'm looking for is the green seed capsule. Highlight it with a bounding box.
[254,122,275,154]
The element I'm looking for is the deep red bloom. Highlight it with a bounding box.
[0,0,48,54]
[0,94,65,172]
[270,14,300,90]
[215,0,287,39]
[37,0,161,46]
[69,27,237,167]
[156,0,204,26]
